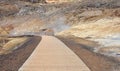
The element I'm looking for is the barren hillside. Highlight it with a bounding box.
[0,0,120,71]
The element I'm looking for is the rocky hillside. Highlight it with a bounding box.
[0,0,120,66]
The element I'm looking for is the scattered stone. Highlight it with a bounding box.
[98,47,120,57]
[0,37,29,55]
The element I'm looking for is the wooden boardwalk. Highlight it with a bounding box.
[19,36,90,71]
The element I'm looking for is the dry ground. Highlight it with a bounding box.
[0,36,41,71]
[57,36,120,71]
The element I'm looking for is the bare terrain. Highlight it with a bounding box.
[0,36,41,71]
[57,35,120,71]
[0,0,120,71]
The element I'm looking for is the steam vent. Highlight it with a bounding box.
[46,0,73,3]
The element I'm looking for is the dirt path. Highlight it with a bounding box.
[57,36,118,71]
[19,36,90,71]
[0,36,41,71]
[0,36,118,71]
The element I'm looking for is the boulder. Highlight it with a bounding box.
[44,29,54,36]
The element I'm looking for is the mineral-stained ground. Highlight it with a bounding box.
[0,0,120,71]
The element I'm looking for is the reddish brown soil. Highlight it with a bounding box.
[0,36,41,71]
[57,36,120,71]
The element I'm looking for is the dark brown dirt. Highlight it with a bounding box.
[57,36,120,71]
[0,36,41,71]
[0,36,119,71]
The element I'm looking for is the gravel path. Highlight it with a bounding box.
[19,36,90,71]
